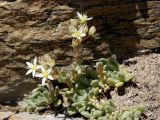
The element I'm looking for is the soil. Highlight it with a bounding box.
[0,52,160,120]
[111,53,160,120]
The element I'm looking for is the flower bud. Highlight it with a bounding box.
[72,39,81,48]
[89,26,96,36]
[83,25,88,33]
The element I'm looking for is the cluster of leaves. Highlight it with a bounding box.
[19,12,144,120]
[98,58,134,88]
[56,58,142,120]
[18,85,61,112]
[68,99,144,120]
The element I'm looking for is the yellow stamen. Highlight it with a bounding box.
[43,71,49,78]
[75,31,81,37]
[32,66,37,71]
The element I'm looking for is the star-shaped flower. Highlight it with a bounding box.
[26,57,40,77]
[36,66,53,86]
[77,12,93,24]
[72,26,86,40]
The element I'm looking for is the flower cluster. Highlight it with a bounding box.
[25,12,95,86]
[26,55,55,86]
[70,12,96,44]
[69,12,96,65]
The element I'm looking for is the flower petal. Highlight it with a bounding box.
[37,65,41,69]
[33,57,37,65]
[26,62,33,68]
[40,66,46,72]
[79,25,85,30]
[72,34,76,38]
[35,73,43,78]
[77,37,82,40]
[81,33,86,37]
[87,17,93,21]
[47,68,52,74]
[48,75,53,80]
[32,71,36,78]
[42,78,47,86]
[77,12,82,19]
[26,69,32,75]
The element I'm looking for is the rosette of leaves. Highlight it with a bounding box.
[67,97,117,120]
[98,58,134,88]
[18,85,61,113]
[107,106,144,120]
[67,95,144,120]
[60,67,99,117]
[59,66,113,119]
[60,59,137,119]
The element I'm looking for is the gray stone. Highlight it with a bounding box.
[0,112,83,120]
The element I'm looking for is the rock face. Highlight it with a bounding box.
[0,0,160,100]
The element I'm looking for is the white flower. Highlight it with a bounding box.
[77,12,93,24]
[26,57,40,77]
[72,26,86,40]
[36,66,53,86]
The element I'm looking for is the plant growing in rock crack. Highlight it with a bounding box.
[19,12,144,119]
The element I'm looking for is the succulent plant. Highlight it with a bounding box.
[21,11,144,120]
[98,58,134,88]
[58,58,136,119]
[62,68,114,119]
[67,98,117,120]
[108,106,144,120]
[18,85,61,112]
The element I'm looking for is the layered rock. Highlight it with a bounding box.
[0,0,159,100]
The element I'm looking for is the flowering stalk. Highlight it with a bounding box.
[47,80,54,98]
[96,62,107,82]
[74,42,81,65]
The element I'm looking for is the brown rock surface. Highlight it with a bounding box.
[0,0,160,100]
